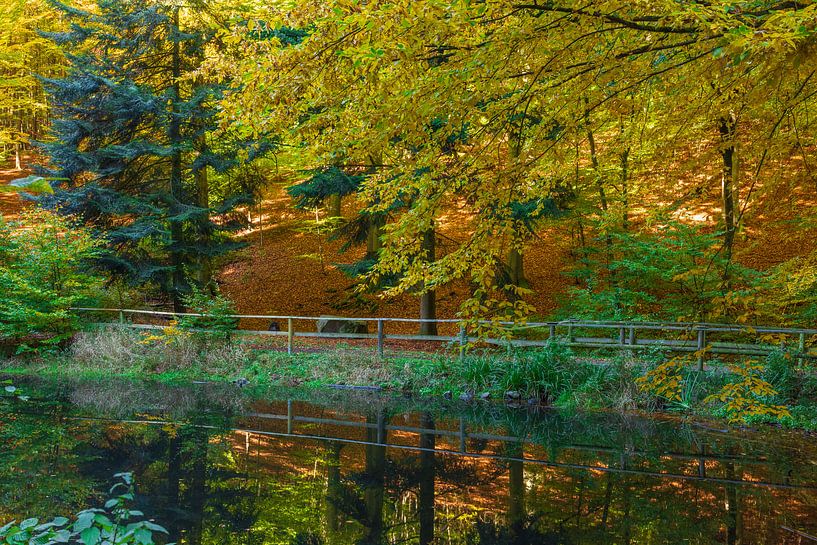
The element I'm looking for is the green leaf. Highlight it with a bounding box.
[80,526,100,545]
[134,528,153,545]
[141,522,168,534]
[74,512,95,532]
[2,175,54,195]
[20,518,38,530]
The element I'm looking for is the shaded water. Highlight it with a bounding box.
[2,378,817,544]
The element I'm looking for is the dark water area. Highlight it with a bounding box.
[1,378,817,544]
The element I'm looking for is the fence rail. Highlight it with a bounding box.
[72,307,817,369]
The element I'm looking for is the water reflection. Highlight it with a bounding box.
[1,378,817,544]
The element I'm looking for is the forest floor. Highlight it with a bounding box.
[0,156,32,220]
[4,153,817,334]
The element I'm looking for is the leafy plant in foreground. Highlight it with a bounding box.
[0,473,170,545]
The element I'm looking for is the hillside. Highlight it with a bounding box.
[4,154,817,329]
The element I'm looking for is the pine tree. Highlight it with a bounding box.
[39,0,264,310]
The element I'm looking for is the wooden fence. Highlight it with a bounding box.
[73,308,817,369]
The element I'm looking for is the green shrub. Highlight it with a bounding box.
[177,287,239,344]
[0,209,101,351]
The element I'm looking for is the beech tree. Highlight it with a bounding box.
[217,0,817,323]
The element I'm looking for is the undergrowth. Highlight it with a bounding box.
[1,329,816,429]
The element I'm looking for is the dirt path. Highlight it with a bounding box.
[0,155,34,219]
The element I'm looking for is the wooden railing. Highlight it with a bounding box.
[72,308,817,369]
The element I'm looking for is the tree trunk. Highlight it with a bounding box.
[366,218,381,260]
[507,248,528,288]
[328,193,342,218]
[14,145,21,170]
[168,7,185,312]
[195,134,213,292]
[719,112,738,283]
[621,147,630,231]
[419,226,438,336]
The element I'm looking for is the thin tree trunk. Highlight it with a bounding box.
[168,7,185,312]
[195,134,212,291]
[719,112,738,284]
[365,155,382,260]
[419,226,438,336]
[328,193,342,218]
[586,104,617,302]
[621,147,630,230]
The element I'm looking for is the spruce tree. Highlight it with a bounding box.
[39,0,260,310]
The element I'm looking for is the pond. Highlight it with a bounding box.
[1,378,816,544]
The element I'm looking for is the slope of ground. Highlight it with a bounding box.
[217,183,573,333]
[6,152,817,331]
[0,157,33,219]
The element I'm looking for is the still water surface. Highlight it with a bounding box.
[1,378,817,544]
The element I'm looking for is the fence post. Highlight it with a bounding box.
[287,318,294,355]
[696,327,706,371]
[798,332,806,368]
[287,399,293,434]
[459,326,467,361]
[619,327,626,346]
[549,324,556,339]
[567,323,574,344]
[628,326,636,346]
[377,319,385,358]
[118,310,124,325]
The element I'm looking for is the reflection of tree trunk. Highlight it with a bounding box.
[507,441,525,535]
[325,441,343,539]
[418,413,436,545]
[166,432,183,544]
[362,411,387,545]
[621,477,632,545]
[419,227,438,336]
[719,112,738,286]
[725,461,741,545]
[187,427,209,545]
[601,472,613,528]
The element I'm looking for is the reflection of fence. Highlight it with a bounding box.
[73,307,817,369]
[61,403,815,491]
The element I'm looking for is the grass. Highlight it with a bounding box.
[2,326,817,430]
